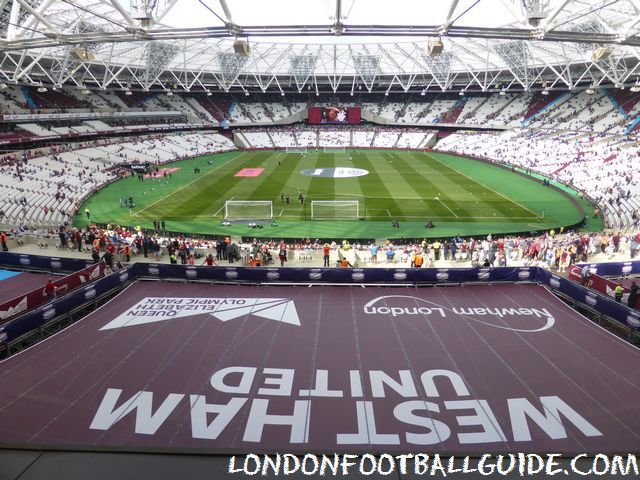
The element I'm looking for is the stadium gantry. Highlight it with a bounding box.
[0,0,640,95]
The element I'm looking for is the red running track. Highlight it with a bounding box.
[610,276,640,289]
[0,282,638,454]
[0,272,48,304]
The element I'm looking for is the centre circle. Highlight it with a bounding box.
[300,167,369,178]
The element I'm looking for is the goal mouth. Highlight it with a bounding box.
[323,146,347,152]
[224,200,273,221]
[311,200,360,221]
[285,147,308,154]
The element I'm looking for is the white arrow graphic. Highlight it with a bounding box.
[100,297,300,330]
[0,296,28,320]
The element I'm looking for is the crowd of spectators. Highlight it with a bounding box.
[10,223,638,273]
[435,128,640,230]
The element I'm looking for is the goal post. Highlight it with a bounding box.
[311,200,359,220]
[323,146,346,153]
[224,200,273,220]
[285,146,307,154]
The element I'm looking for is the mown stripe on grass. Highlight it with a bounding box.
[354,151,405,220]
[390,151,480,221]
[142,152,257,219]
[130,151,244,219]
[425,153,538,218]
[306,151,337,200]
[412,152,524,218]
[244,150,314,219]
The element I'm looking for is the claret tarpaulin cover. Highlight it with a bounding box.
[0,282,638,455]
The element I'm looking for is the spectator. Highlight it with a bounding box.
[278,243,287,267]
[323,243,330,267]
[581,265,590,286]
[44,279,57,299]
[628,282,638,309]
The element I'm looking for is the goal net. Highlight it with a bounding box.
[323,146,346,153]
[311,200,359,220]
[224,200,273,220]
[285,146,307,154]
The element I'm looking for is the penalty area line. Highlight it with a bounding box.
[435,197,458,218]
[212,196,235,217]
[212,205,225,217]
[426,154,539,217]
[132,152,247,217]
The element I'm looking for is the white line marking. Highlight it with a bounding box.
[427,154,539,216]
[435,197,458,217]
[386,209,392,217]
[132,152,247,217]
[275,214,536,220]
[279,209,284,217]
[212,205,225,217]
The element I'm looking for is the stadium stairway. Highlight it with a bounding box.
[521,91,566,125]
[265,131,276,148]
[625,116,640,134]
[603,87,630,118]
[20,86,37,109]
[233,132,252,148]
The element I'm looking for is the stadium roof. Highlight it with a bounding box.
[1,0,640,93]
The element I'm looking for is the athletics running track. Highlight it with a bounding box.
[0,269,47,304]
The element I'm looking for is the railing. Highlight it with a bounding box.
[0,252,639,352]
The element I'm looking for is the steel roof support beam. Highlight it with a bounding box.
[542,0,573,33]
[499,0,527,25]
[622,11,640,39]
[218,0,234,23]
[334,0,343,35]
[13,0,56,35]
[13,0,56,40]
[7,23,640,52]
[445,0,460,27]
[108,0,138,28]
[6,0,21,40]
[12,49,46,82]
[156,0,178,24]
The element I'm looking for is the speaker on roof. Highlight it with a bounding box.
[69,47,95,62]
[591,47,610,62]
[233,39,251,57]
[427,39,444,57]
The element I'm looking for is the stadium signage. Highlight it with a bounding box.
[394,270,407,280]
[477,269,491,280]
[308,270,323,280]
[585,293,598,306]
[363,296,555,332]
[301,167,369,178]
[100,297,301,329]
[89,294,599,449]
[627,312,640,328]
[89,365,602,447]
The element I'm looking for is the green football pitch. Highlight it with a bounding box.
[74,149,602,239]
